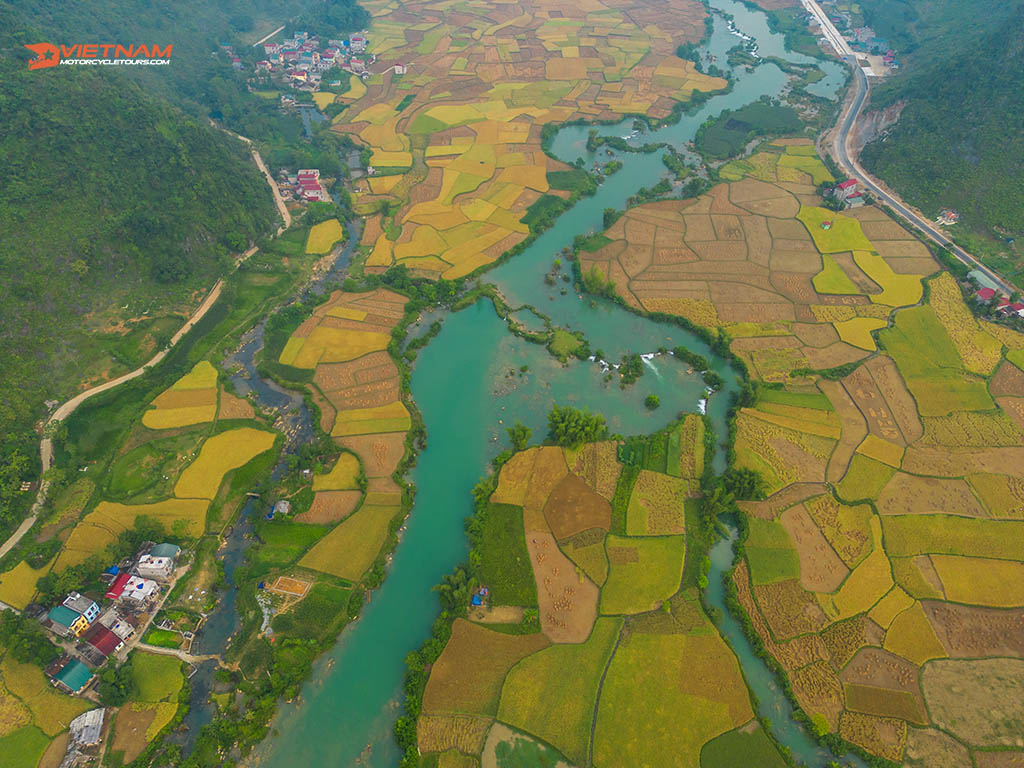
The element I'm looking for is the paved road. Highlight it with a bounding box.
[830,67,1015,296]
[134,642,220,664]
[804,0,1016,296]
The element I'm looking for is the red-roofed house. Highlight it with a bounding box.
[833,179,859,203]
[82,623,124,657]
[105,572,131,600]
[976,287,997,302]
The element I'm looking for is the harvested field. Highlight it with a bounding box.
[543,474,610,540]
[299,504,398,580]
[753,578,827,640]
[219,391,255,420]
[975,752,1024,768]
[417,714,493,755]
[820,380,867,483]
[601,534,685,615]
[295,491,362,524]
[339,433,406,477]
[922,658,1024,746]
[1,657,90,737]
[891,556,945,600]
[422,619,549,716]
[923,601,1024,658]
[839,712,906,763]
[884,602,947,666]
[780,503,849,592]
[497,617,620,766]
[112,706,158,763]
[791,661,845,731]
[804,494,874,568]
[902,728,971,768]
[593,628,752,768]
[875,473,985,517]
[840,650,927,724]
[625,469,689,535]
[175,428,276,499]
[526,530,598,643]
[991,360,1024,397]
[821,615,885,669]
[564,440,621,500]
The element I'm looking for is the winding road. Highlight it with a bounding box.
[810,0,1015,296]
[0,138,290,561]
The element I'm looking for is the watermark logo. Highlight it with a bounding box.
[25,43,173,69]
[25,43,60,70]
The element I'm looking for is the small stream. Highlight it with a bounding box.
[173,216,360,753]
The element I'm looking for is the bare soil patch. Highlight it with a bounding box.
[922,658,1024,747]
[865,356,923,442]
[780,503,849,592]
[992,362,1024,397]
[543,474,611,540]
[112,705,157,763]
[526,530,599,643]
[821,380,867,483]
[922,601,1024,658]
[903,728,972,768]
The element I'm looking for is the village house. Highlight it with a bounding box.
[136,542,180,581]
[349,34,367,53]
[47,592,100,637]
[122,576,159,605]
[48,657,94,695]
[832,178,859,202]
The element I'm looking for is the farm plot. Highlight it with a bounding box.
[624,469,690,536]
[593,625,752,767]
[744,517,800,586]
[700,722,786,768]
[921,658,1024,747]
[497,617,621,766]
[0,656,90,737]
[174,428,276,499]
[543,473,611,539]
[312,452,361,491]
[299,503,398,581]
[600,534,685,615]
[142,360,219,429]
[112,653,183,761]
[526,530,599,643]
[306,219,344,254]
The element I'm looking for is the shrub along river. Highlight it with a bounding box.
[251,2,864,766]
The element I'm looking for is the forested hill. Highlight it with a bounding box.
[8,0,370,121]
[0,20,276,528]
[860,2,1024,241]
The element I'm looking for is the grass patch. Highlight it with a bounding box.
[0,726,49,768]
[142,628,183,649]
[701,723,787,768]
[252,520,328,569]
[745,518,800,585]
[474,503,537,607]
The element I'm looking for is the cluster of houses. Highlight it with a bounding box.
[975,286,1024,319]
[277,168,329,202]
[811,3,901,70]
[39,543,182,696]
[829,178,865,208]
[255,31,377,92]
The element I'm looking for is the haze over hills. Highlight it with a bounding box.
[859,0,1024,258]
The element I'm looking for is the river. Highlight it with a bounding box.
[254,2,861,766]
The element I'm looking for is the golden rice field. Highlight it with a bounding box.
[313,452,362,491]
[0,557,54,610]
[174,428,276,499]
[142,361,219,429]
[306,219,344,254]
[299,504,398,581]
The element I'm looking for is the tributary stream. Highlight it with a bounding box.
[254,2,864,765]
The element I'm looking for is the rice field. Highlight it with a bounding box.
[306,219,344,255]
[299,504,398,581]
[625,470,689,535]
[174,428,276,499]
[593,628,752,767]
[421,619,549,717]
[497,617,620,765]
[0,558,53,610]
[600,534,685,614]
[143,361,219,429]
[312,452,362,491]
[0,656,91,737]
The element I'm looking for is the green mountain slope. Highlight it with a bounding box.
[860,3,1024,244]
[0,24,276,527]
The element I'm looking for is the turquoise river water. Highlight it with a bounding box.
[256,2,863,766]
